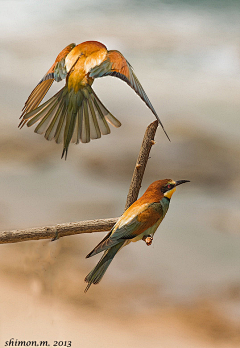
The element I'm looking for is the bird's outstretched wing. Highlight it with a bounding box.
[86,202,162,258]
[89,50,169,140]
[19,43,76,128]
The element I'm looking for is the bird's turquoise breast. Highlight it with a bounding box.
[160,197,170,217]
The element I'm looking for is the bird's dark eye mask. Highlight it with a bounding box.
[161,183,175,193]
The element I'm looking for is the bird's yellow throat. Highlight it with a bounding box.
[164,187,176,199]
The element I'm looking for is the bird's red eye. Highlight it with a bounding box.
[167,184,171,189]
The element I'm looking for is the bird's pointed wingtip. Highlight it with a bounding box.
[84,279,92,293]
[165,130,171,142]
[86,249,97,258]
[154,115,170,141]
[84,285,90,293]
[18,119,26,129]
[159,120,171,142]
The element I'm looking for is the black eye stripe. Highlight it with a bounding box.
[161,183,174,193]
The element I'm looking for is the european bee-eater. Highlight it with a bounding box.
[19,41,169,159]
[84,179,189,292]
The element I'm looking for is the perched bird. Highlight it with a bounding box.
[84,178,189,292]
[19,41,169,159]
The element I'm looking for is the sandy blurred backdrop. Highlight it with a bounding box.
[1,0,240,346]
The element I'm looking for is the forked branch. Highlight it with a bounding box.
[0,120,158,244]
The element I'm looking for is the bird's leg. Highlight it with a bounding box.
[142,235,153,246]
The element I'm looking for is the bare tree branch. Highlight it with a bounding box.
[0,120,158,244]
[0,218,119,244]
[125,120,158,210]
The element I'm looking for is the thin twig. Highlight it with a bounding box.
[0,121,158,244]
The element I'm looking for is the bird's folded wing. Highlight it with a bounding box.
[112,202,162,240]
[19,43,76,125]
[86,203,162,258]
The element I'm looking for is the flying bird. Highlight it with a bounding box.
[84,178,189,292]
[19,41,169,159]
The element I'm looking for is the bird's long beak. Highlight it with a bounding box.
[175,180,190,186]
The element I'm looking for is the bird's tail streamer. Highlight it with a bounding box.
[84,242,124,293]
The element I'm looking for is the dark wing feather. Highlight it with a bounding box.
[86,202,162,258]
[89,50,169,140]
[86,231,112,258]
[85,216,143,259]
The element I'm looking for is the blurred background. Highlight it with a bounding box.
[1,0,240,346]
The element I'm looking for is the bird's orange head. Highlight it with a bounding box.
[141,179,190,202]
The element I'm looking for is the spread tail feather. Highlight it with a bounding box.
[20,85,121,159]
[84,242,124,293]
